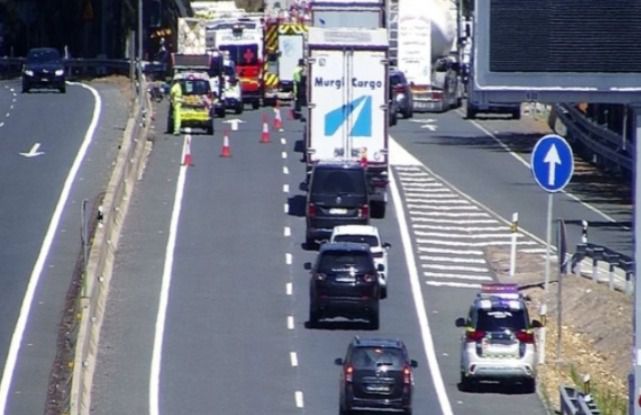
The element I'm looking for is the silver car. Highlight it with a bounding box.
[329,225,391,299]
[455,283,543,393]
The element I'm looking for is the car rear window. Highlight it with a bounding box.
[311,169,366,195]
[390,74,403,86]
[476,308,527,332]
[181,80,210,95]
[351,347,405,369]
[334,234,378,247]
[318,251,373,273]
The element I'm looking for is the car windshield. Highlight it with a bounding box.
[180,79,210,95]
[351,347,404,369]
[318,252,372,273]
[334,234,378,247]
[311,169,366,195]
[476,308,527,332]
[27,49,61,63]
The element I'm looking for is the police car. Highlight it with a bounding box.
[455,283,543,393]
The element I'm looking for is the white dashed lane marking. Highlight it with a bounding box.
[287,316,294,330]
[284,226,291,237]
[283,184,289,193]
[286,282,292,296]
[283,166,289,175]
[285,253,292,265]
[295,391,304,408]
[290,352,298,367]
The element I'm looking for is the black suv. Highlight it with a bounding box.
[335,337,418,415]
[304,161,370,246]
[306,242,382,328]
[22,47,66,93]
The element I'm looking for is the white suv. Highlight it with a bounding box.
[329,225,391,299]
[455,283,543,393]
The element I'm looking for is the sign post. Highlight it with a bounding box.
[530,134,574,364]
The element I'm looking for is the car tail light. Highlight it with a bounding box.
[516,330,535,344]
[314,273,326,281]
[403,366,412,385]
[393,85,405,93]
[358,204,369,218]
[431,90,443,100]
[465,330,486,342]
[307,202,316,217]
[361,273,375,283]
[345,365,354,383]
[371,178,389,188]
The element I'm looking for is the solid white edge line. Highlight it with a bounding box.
[466,114,624,228]
[0,82,102,411]
[389,165,453,415]
[149,138,189,415]
[290,351,298,367]
[295,390,304,408]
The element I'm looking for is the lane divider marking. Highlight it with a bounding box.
[287,316,294,330]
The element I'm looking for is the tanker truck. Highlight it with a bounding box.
[309,0,463,112]
[394,0,462,112]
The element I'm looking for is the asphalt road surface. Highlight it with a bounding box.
[0,79,128,414]
[86,100,633,415]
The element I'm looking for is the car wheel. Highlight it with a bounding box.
[380,286,387,300]
[460,372,473,392]
[369,303,380,330]
[216,108,226,118]
[252,100,260,110]
[207,121,214,135]
[403,106,412,119]
[22,83,29,93]
[390,111,397,126]
[512,109,521,120]
[466,103,476,119]
[235,104,243,114]
[521,378,536,394]
[309,306,320,327]
[339,408,352,415]
[371,201,386,219]
[404,410,413,415]
[59,84,66,93]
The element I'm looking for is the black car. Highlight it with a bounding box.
[22,47,66,93]
[335,337,418,415]
[306,242,382,328]
[304,161,370,247]
[390,69,413,119]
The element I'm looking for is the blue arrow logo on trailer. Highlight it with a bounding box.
[324,95,372,137]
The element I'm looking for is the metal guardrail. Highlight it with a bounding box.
[553,103,633,177]
[570,242,634,294]
[560,386,602,415]
[0,57,168,80]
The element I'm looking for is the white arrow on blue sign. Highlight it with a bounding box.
[531,134,574,192]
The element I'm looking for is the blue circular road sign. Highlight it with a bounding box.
[530,134,574,192]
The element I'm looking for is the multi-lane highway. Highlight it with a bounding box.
[0,79,129,414]
[90,101,631,415]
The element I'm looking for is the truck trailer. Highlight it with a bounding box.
[305,27,390,218]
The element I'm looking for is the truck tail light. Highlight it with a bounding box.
[361,273,375,283]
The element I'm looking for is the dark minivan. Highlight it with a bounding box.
[306,242,382,328]
[304,161,369,247]
[336,337,418,415]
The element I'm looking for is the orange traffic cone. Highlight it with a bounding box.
[220,130,231,158]
[182,135,193,166]
[260,114,271,143]
[273,101,283,131]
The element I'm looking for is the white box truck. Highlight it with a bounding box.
[306,27,390,218]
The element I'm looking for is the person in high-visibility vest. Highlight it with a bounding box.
[292,59,305,117]
[170,80,183,135]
